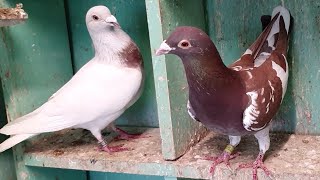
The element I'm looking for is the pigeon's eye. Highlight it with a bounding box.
[181,42,189,47]
[178,40,191,49]
[92,15,99,21]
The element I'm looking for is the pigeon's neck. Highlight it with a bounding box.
[181,48,240,98]
[91,30,143,68]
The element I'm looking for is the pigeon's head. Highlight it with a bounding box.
[86,6,120,33]
[155,26,215,58]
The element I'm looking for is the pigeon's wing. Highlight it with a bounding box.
[0,61,142,135]
[241,50,288,132]
[242,81,282,132]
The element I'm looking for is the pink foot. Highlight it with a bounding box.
[202,151,241,174]
[114,127,149,140]
[99,144,130,153]
[236,152,271,180]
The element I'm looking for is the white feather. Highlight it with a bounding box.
[267,6,291,49]
[228,135,241,147]
[254,124,271,153]
[0,134,36,152]
[0,60,142,135]
[187,100,196,120]
[243,91,260,131]
[271,6,290,33]
[272,59,288,100]
[254,52,271,67]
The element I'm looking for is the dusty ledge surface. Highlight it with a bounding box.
[23,127,320,179]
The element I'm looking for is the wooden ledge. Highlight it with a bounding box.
[23,127,320,179]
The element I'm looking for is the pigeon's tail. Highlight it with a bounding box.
[242,6,291,67]
[265,6,291,55]
[0,133,36,153]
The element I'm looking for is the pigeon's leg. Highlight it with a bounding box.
[110,123,149,140]
[91,129,129,153]
[237,125,272,180]
[203,135,241,174]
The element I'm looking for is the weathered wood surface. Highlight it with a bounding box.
[24,127,320,179]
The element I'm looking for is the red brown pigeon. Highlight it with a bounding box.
[156,6,291,180]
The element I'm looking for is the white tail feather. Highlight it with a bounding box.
[266,6,291,49]
[0,134,36,152]
[272,6,290,33]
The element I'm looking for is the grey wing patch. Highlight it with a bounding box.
[187,100,199,122]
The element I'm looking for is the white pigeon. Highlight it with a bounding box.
[0,5,144,153]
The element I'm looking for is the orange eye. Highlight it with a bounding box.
[92,15,99,21]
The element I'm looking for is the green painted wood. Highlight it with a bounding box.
[89,172,164,180]
[164,177,194,180]
[164,178,194,180]
[164,177,177,180]
[0,0,86,179]
[65,0,158,128]
[146,0,208,160]
[205,0,320,134]
[20,167,87,180]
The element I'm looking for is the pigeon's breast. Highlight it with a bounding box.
[48,62,143,126]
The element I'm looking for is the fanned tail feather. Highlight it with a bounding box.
[265,6,291,54]
[242,6,291,67]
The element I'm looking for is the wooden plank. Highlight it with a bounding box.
[205,0,320,134]
[145,0,208,160]
[65,0,158,128]
[0,0,86,179]
[23,127,320,179]
[164,177,177,180]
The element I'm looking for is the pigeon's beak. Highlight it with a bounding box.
[105,15,120,28]
[155,40,173,56]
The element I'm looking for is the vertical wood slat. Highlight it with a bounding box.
[146,0,208,160]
